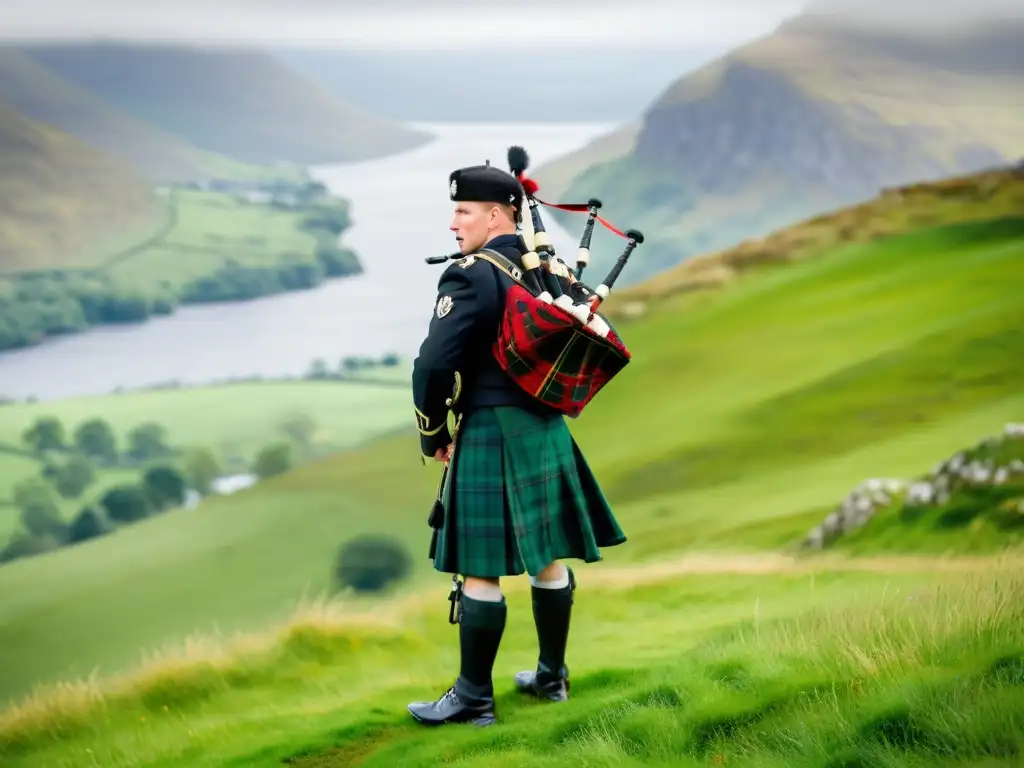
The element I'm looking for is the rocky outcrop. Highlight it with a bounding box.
[550,17,1022,288]
[803,423,1024,549]
[635,61,999,203]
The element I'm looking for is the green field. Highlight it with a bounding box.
[106,188,347,291]
[0,184,359,352]
[0,380,413,543]
[0,202,1022,765]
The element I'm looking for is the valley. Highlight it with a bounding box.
[1,165,1021,765]
[2,13,1023,766]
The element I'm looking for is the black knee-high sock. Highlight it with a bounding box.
[531,569,574,685]
[455,594,507,702]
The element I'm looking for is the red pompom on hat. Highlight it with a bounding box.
[507,145,539,197]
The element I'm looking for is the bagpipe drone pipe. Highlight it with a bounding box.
[425,145,644,419]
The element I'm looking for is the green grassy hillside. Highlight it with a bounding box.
[605,165,1024,309]
[805,424,1024,555]
[538,18,1024,287]
[23,44,434,165]
[0,185,360,350]
[0,198,1021,764]
[531,121,639,202]
[0,48,312,183]
[0,101,159,273]
[0,48,210,182]
[0,379,415,540]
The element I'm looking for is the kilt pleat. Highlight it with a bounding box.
[428,406,626,578]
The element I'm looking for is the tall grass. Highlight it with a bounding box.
[1,556,1020,766]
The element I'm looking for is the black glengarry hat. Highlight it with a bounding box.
[449,163,523,217]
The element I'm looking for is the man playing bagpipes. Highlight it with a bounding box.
[408,146,643,727]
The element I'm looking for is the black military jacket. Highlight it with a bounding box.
[412,233,557,458]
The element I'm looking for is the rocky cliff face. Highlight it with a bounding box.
[548,18,1024,288]
[634,62,996,201]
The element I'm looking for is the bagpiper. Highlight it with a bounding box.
[408,147,636,727]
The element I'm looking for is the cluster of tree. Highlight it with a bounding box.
[0,463,189,565]
[0,413,232,565]
[0,271,177,351]
[305,353,402,381]
[298,206,350,236]
[22,415,176,469]
[0,206,359,351]
[179,243,360,304]
[0,410,324,567]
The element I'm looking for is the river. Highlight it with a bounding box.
[0,122,617,402]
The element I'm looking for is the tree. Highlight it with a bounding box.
[73,418,117,464]
[278,413,317,451]
[99,484,152,524]
[127,422,172,461]
[183,447,221,494]
[143,465,186,511]
[339,356,362,375]
[254,442,292,479]
[22,416,65,454]
[333,536,413,594]
[67,507,112,545]
[13,478,65,540]
[51,454,96,499]
[0,529,62,563]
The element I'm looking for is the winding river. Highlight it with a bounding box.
[0,122,616,402]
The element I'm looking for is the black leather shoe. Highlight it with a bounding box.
[516,567,575,702]
[513,669,569,701]
[408,684,496,726]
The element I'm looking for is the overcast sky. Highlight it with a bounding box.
[0,0,806,48]
[0,0,1019,48]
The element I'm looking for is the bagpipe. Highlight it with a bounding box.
[426,145,643,419]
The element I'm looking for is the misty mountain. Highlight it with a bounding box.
[21,43,432,165]
[273,47,727,123]
[0,99,156,272]
[535,16,1024,287]
[0,46,217,181]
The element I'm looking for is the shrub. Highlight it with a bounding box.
[143,465,187,511]
[67,507,113,545]
[254,442,292,479]
[333,535,413,594]
[100,483,152,524]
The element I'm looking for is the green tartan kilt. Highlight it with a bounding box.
[428,406,626,578]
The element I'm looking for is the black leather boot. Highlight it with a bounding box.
[408,593,507,726]
[514,567,574,701]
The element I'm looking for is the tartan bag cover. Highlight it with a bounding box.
[474,248,632,419]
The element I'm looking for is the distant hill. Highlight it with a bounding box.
[606,164,1024,311]
[0,101,157,272]
[21,43,434,166]
[274,47,723,124]
[0,47,212,182]
[535,16,1024,287]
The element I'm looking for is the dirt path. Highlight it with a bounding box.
[575,550,1022,590]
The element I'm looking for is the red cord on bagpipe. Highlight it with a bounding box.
[516,175,629,239]
[534,198,629,239]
